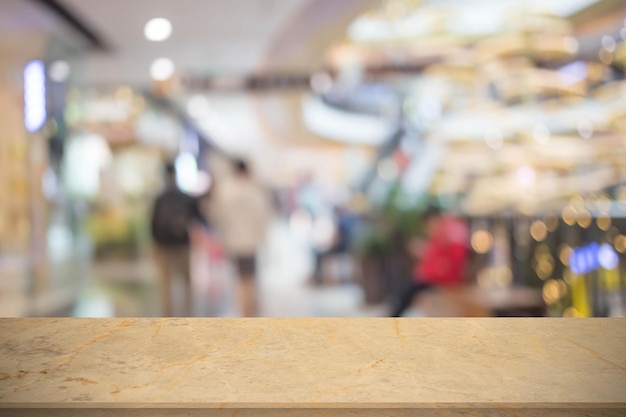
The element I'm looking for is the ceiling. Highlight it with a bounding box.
[54,0,374,86]
[0,0,62,34]
[0,0,69,62]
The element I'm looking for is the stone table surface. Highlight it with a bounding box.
[0,318,625,415]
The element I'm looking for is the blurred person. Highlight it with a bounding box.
[311,205,354,285]
[212,158,272,317]
[151,163,206,317]
[390,206,469,317]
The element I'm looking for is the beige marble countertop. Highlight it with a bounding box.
[0,318,625,410]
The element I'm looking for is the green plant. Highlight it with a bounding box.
[357,227,392,257]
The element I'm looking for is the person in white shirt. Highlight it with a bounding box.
[211,158,272,317]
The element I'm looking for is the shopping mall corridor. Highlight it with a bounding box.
[72,220,390,318]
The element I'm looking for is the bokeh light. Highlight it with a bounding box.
[530,220,547,242]
[542,279,560,304]
[471,230,493,254]
[144,18,172,42]
[598,243,619,270]
[48,60,70,83]
[614,235,626,254]
[576,209,591,228]
[559,244,573,266]
[536,257,554,280]
[561,205,576,226]
[150,57,175,81]
[601,35,616,52]
[596,215,611,231]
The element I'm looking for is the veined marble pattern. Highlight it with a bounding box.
[0,318,624,413]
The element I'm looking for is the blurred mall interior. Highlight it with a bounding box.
[1,0,626,318]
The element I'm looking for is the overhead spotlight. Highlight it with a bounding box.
[150,58,174,81]
[144,18,172,42]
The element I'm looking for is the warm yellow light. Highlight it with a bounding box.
[576,209,591,228]
[563,307,580,317]
[562,205,576,226]
[536,257,554,280]
[596,215,611,231]
[530,220,547,241]
[559,244,573,266]
[543,279,560,304]
[471,230,493,254]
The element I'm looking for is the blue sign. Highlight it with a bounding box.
[570,242,618,274]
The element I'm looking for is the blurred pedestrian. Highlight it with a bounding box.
[212,158,272,317]
[311,205,353,285]
[390,206,469,317]
[151,162,206,317]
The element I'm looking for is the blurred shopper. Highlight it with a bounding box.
[311,205,353,285]
[390,206,469,317]
[151,163,205,317]
[212,159,272,317]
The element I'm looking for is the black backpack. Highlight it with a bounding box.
[152,190,195,245]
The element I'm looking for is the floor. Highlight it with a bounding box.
[71,220,397,318]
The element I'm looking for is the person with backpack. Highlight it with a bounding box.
[151,162,206,316]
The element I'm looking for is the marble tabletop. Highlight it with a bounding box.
[0,318,624,414]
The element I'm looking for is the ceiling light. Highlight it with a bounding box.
[471,230,493,254]
[49,60,70,82]
[150,58,174,81]
[144,18,172,42]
